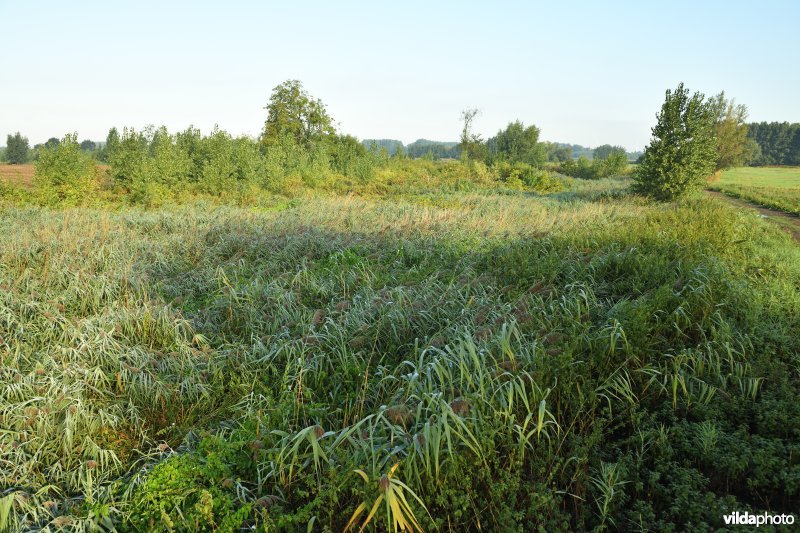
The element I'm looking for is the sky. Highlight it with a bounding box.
[1,0,798,151]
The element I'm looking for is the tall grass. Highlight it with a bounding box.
[1,183,799,530]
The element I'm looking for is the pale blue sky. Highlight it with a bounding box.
[1,0,798,150]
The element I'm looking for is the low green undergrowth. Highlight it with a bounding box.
[1,187,799,531]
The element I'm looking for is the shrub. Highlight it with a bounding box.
[494,161,563,193]
[594,150,628,178]
[108,127,149,186]
[33,133,98,206]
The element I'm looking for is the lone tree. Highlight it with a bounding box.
[6,132,30,164]
[488,120,547,167]
[80,139,97,152]
[260,80,336,149]
[634,83,717,200]
[458,108,487,161]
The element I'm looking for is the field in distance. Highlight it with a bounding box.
[710,166,800,215]
[0,163,35,188]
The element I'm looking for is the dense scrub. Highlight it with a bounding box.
[1,182,799,530]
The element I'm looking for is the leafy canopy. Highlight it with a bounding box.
[5,132,29,164]
[707,92,756,170]
[33,133,98,205]
[260,80,336,149]
[488,120,547,168]
[634,83,717,200]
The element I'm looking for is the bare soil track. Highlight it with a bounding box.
[706,189,800,244]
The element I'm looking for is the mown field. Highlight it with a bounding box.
[1,177,799,531]
[709,166,800,215]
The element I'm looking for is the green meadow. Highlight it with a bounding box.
[710,167,800,215]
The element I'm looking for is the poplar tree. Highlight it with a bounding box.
[6,132,30,164]
[634,84,717,200]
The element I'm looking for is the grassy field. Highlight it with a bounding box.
[1,178,799,531]
[709,166,800,215]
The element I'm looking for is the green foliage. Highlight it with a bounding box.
[330,134,375,181]
[488,120,547,167]
[494,161,563,192]
[459,108,487,162]
[747,121,800,166]
[592,144,625,161]
[5,132,30,164]
[260,79,336,149]
[594,150,628,178]
[545,142,572,162]
[635,83,717,200]
[133,128,193,206]
[1,187,799,530]
[406,139,459,159]
[559,152,628,180]
[128,438,253,531]
[107,127,149,185]
[361,138,405,156]
[80,139,96,152]
[708,92,755,170]
[33,133,98,205]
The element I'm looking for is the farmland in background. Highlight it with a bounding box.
[709,166,800,215]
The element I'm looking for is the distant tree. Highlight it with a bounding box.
[707,92,754,170]
[406,139,459,159]
[361,139,404,156]
[488,120,547,167]
[546,143,572,162]
[593,144,626,161]
[45,137,60,149]
[80,139,97,152]
[260,80,335,149]
[6,132,30,164]
[459,108,487,161]
[634,83,717,200]
[595,150,628,178]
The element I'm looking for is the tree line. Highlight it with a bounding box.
[361,138,641,164]
[746,122,800,166]
[3,132,105,164]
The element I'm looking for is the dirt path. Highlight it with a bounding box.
[706,190,800,244]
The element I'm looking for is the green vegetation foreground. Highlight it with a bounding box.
[1,181,799,530]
